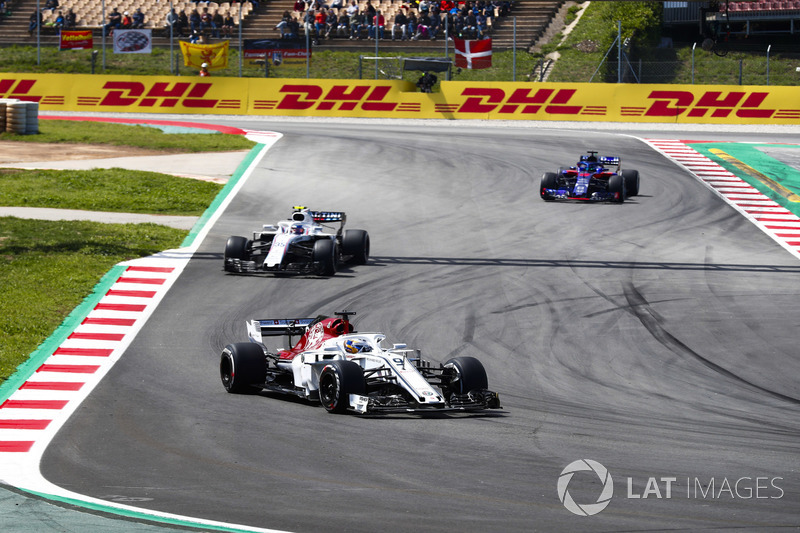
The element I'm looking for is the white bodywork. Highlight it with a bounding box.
[258,209,338,269]
[273,333,446,413]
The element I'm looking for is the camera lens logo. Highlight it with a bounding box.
[557,459,614,516]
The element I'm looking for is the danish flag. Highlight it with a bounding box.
[454,38,492,69]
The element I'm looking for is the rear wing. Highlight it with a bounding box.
[599,156,620,168]
[310,211,346,224]
[246,318,315,344]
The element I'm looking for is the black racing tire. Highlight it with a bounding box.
[318,360,366,413]
[224,236,250,271]
[608,174,626,204]
[540,172,558,201]
[220,343,267,394]
[620,169,640,197]
[341,229,370,265]
[442,356,489,395]
[313,238,338,276]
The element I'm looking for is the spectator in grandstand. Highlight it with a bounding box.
[200,7,218,37]
[44,0,58,12]
[28,9,42,35]
[103,7,122,34]
[325,8,337,38]
[293,0,305,14]
[65,8,76,29]
[303,8,315,35]
[314,8,326,36]
[336,10,349,37]
[189,8,201,33]
[440,0,454,13]
[476,10,487,38]
[222,12,235,37]
[132,8,145,29]
[391,9,407,40]
[428,11,440,39]
[412,13,429,40]
[53,10,65,29]
[330,0,343,9]
[418,0,430,16]
[179,11,189,34]
[275,10,292,36]
[349,9,366,40]
[368,10,384,39]
[406,11,417,38]
[121,10,133,29]
[465,8,477,38]
[212,10,223,37]
[166,8,181,35]
[346,0,358,17]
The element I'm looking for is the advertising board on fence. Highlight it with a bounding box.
[59,30,93,50]
[243,39,310,66]
[1,73,798,124]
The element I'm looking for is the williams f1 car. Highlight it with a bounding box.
[219,311,501,415]
[540,151,640,203]
[223,206,369,276]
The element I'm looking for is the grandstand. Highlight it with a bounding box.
[0,0,565,50]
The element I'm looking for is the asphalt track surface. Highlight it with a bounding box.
[25,120,800,531]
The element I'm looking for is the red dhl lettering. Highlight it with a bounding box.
[276,84,398,111]
[98,81,217,108]
[645,90,774,118]
[457,88,582,114]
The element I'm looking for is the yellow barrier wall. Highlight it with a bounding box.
[2,73,799,124]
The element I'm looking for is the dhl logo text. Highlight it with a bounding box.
[99,82,217,108]
[274,85,398,111]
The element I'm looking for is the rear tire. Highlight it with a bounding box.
[318,360,366,413]
[342,229,370,265]
[608,174,626,204]
[442,356,488,395]
[620,169,639,197]
[540,172,558,201]
[220,343,267,394]
[313,238,338,276]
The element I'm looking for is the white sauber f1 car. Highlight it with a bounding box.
[223,206,369,276]
[220,311,501,414]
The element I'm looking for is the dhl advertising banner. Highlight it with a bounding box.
[2,73,799,124]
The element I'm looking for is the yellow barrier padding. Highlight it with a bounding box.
[1,73,798,124]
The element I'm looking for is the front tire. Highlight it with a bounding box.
[220,343,267,394]
[341,229,370,265]
[442,356,488,395]
[608,174,626,204]
[313,238,338,276]
[224,236,250,271]
[540,172,558,201]
[318,360,366,413]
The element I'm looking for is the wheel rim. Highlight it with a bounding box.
[319,371,339,408]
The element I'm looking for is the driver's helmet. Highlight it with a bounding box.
[344,339,371,354]
[290,223,305,235]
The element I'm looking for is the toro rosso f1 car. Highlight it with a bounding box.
[219,311,501,415]
[223,206,369,276]
[540,151,640,203]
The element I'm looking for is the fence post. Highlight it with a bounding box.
[767,44,771,85]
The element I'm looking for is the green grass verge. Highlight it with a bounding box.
[0,119,256,152]
[0,217,187,382]
[0,168,223,215]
